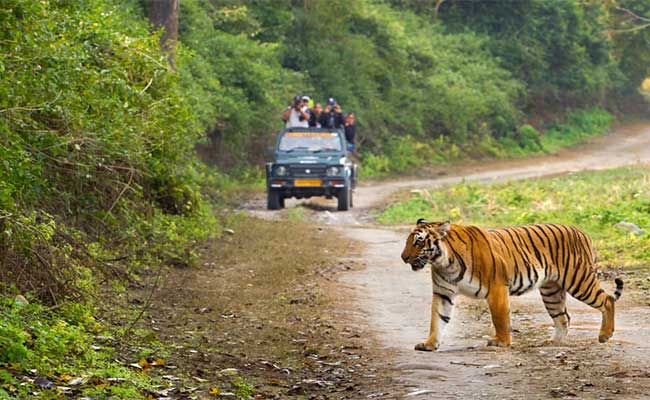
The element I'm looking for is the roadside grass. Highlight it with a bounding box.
[376,166,650,270]
[109,213,393,398]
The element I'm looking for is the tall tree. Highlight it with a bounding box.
[149,0,179,66]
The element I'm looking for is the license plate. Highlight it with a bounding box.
[294,179,322,187]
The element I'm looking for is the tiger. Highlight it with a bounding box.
[400,219,624,351]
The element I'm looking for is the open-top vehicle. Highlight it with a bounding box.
[266,127,357,211]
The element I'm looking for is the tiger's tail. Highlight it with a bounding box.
[612,278,624,301]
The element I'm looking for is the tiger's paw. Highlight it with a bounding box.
[486,337,511,347]
[598,332,612,343]
[414,342,438,352]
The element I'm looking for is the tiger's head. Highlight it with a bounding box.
[401,219,452,271]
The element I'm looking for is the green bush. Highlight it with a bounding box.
[0,0,216,300]
[361,135,460,177]
[437,1,622,106]
[541,107,613,153]
[516,124,543,152]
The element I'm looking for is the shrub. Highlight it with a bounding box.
[541,108,613,153]
[0,0,216,301]
[516,124,543,152]
[361,135,458,177]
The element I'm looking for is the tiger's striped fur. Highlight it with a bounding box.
[401,219,624,351]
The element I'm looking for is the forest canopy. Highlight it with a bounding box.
[174,0,650,168]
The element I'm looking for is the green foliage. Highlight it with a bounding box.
[284,1,523,144]
[0,0,217,300]
[541,107,614,153]
[165,0,636,176]
[378,166,650,267]
[361,107,612,176]
[437,0,622,107]
[231,377,255,398]
[0,295,156,399]
[177,0,302,165]
[610,1,650,95]
[361,136,460,177]
[516,124,544,152]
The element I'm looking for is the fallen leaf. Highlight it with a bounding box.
[2,384,17,393]
[58,374,74,382]
[209,387,221,396]
[138,358,151,370]
[151,358,166,366]
[219,368,238,376]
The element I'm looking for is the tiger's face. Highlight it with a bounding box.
[401,219,451,271]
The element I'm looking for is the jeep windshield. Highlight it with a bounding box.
[278,131,342,153]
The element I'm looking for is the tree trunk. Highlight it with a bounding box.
[148,0,179,67]
[434,0,445,20]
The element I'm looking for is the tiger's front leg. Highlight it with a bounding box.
[415,292,455,351]
[486,284,512,347]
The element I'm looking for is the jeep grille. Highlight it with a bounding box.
[289,165,326,177]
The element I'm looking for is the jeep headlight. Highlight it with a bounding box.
[326,166,341,176]
[275,165,288,176]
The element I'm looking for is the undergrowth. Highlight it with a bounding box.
[0,295,159,399]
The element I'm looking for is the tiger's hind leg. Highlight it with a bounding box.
[566,269,622,343]
[540,281,570,343]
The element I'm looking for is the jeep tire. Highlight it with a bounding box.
[337,186,350,211]
[267,190,282,210]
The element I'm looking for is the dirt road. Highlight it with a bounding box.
[252,122,650,398]
[285,122,650,399]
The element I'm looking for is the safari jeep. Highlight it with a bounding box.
[266,127,357,211]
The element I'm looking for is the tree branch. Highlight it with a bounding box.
[615,6,650,23]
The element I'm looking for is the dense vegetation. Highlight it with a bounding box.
[378,166,650,268]
[177,0,650,173]
[1,0,216,299]
[1,1,215,396]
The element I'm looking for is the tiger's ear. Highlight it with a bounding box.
[416,218,427,226]
[438,220,451,237]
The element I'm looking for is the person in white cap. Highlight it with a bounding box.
[282,95,310,128]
